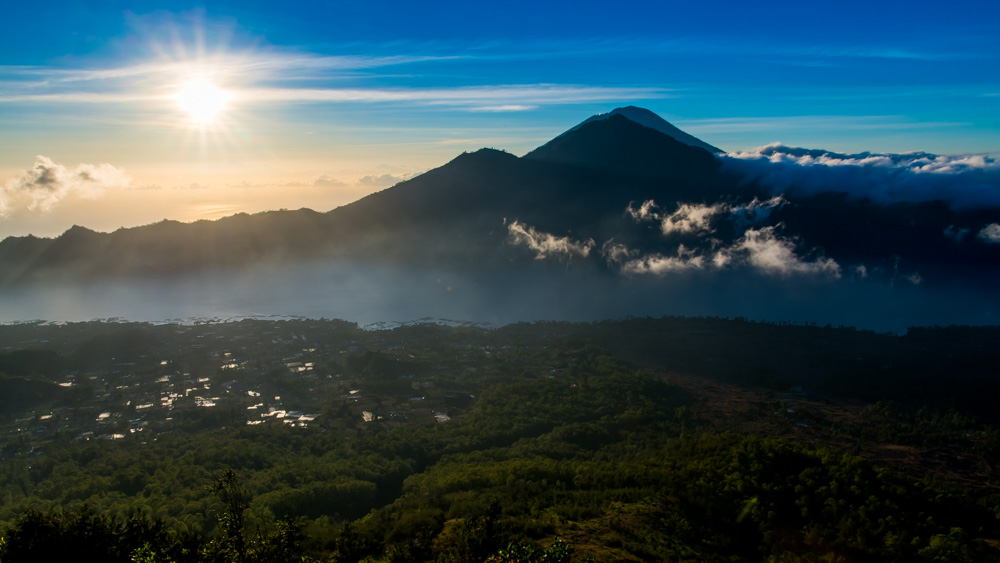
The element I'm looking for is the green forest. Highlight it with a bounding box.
[0,317,997,562]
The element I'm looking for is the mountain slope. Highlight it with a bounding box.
[335,114,740,255]
[523,113,722,189]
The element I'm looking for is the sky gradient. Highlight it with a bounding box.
[1,0,998,238]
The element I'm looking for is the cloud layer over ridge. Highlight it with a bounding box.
[720,144,1000,210]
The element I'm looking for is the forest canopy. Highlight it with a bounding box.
[0,317,997,561]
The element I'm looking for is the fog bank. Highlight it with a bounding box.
[0,261,996,332]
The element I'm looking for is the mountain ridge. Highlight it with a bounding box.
[0,107,997,310]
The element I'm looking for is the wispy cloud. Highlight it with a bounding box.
[612,224,840,278]
[616,198,838,277]
[239,84,667,106]
[0,53,457,85]
[507,220,594,260]
[0,47,667,110]
[792,45,972,62]
[426,35,988,64]
[627,200,728,235]
[511,211,840,278]
[467,105,538,112]
[620,245,706,275]
[627,197,785,235]
[0,92,164,103]
[677,115,969,136]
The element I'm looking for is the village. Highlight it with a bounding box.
[0,318,564,460]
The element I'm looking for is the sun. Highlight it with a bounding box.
[175,79,229,125]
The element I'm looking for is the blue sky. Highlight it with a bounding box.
[0,0,998,237]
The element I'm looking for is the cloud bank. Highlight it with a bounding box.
[2,156,129,215]
[721,144,1000,210]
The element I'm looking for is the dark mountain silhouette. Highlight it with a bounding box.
[0,111,746,282]
[0,107,997,301]
[331,115,749,266]
[523,113,722,185]
[565,105,722,153]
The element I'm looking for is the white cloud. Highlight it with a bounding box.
[627,200,728,235]
[513,202,840,280]
[711,250,732,269]
[625,200,660,222]
[660,203,727,235]
[728,226,841,277]
[720,145,1000,210]
[731,143,1000,174]
[601,225,839,279]
[507,221,594,260]
[2,156,129,215]
[978,223,1000,243]
[628,198,785,235]
[729,196,787,229]
[621,245,705,275]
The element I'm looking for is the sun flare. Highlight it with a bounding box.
[176,80,229,124]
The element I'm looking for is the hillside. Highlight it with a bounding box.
[0,317,998,561]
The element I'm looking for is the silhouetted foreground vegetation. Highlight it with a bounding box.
[0,317,998,561]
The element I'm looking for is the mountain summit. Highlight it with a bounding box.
[522,112,722,189]
[569,106,722,154]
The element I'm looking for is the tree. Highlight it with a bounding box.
[206,469,249,563]
[204,469,310,563]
